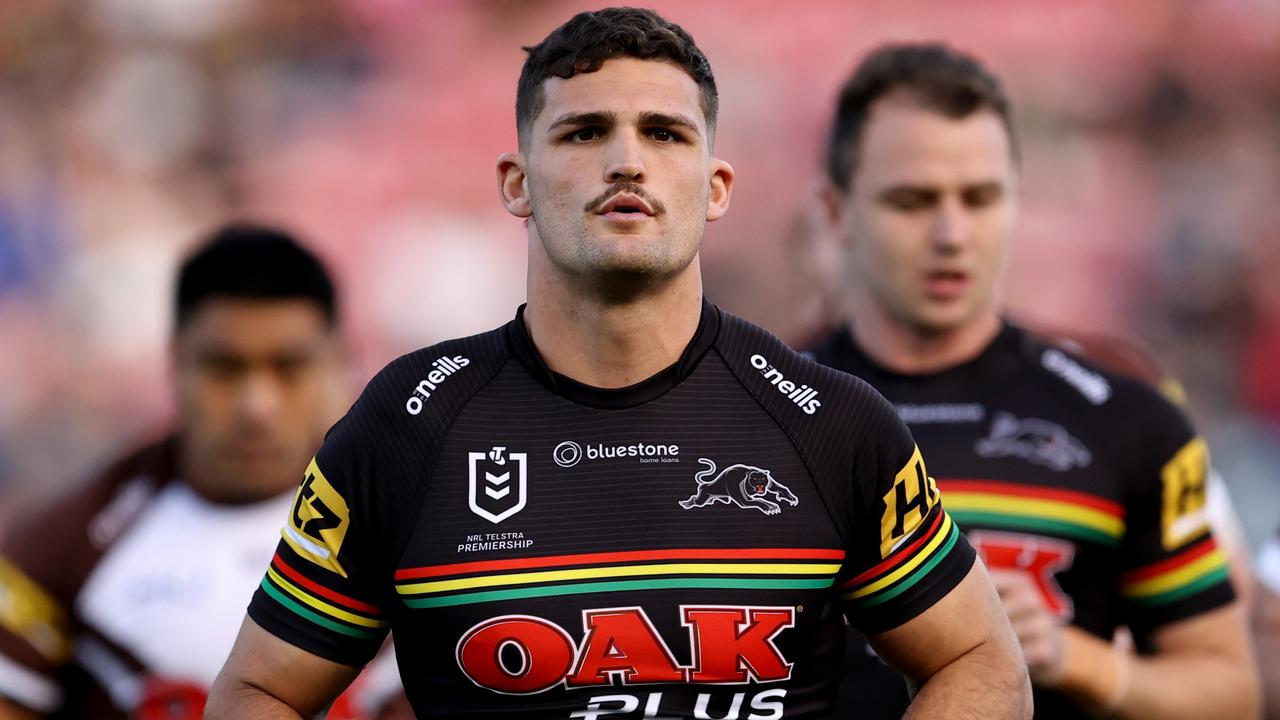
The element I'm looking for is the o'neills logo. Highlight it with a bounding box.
[405,355,471,415]
[749,355,821,415]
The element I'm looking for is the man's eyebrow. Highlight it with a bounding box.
[547,111,617,132]
[638,111,701,135]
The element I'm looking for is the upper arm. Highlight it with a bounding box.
[208,616,361,717]
[1149,602,1253,664]
[867,559,1020,683]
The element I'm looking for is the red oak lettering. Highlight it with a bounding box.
[970,531,1076,618]
[457,607,797,694]
[456,615,576,694]
[568,607,684,686]
[682,607,795,683]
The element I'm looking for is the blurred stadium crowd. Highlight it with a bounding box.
[0,0,1277,547]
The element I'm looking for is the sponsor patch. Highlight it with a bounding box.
[1161,437,1209,550]
[283,458,351,577]
[879,446,938,558]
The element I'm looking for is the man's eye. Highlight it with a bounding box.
[570,128,601,142]
[649,128,678,143]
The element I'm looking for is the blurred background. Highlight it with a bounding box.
[0,0,1276,545]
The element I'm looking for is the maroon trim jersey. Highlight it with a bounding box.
[809,323,1236,720]
[247,301,976,718]
[0,438,394,719]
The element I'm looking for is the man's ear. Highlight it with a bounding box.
[705,158,735,222]
[497,152,532,218]
[820,181,857,248]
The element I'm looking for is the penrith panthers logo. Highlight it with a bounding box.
[679,459,798,516]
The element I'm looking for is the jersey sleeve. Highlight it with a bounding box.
[0,508,75,712]
[837,392,976,635]
[1116,389,1235,638]
[247,402,395,667]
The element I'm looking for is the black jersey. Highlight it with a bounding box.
[809,323,1236,720]
[247,301,976,719]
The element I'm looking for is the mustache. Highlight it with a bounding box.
[584,183,666,215]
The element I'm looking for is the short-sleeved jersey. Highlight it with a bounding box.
[0,438,394,719]
[247,301,976,718]
[809,323,1236,720]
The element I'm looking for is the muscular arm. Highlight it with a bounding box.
[1051,604,1259,719]
[868,561,1031,719]
[205,618,361,719]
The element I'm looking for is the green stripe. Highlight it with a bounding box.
[949,510,1120,547]
[1126,566,1231,607]
[261,579,377,639]
[855,524,960,609]
[403,577,834,609]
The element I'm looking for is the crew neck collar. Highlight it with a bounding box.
[506,298,720,410]
[834,321,1023,388]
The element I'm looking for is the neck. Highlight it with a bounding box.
[525,249,704,389]
[847,295,1002,375]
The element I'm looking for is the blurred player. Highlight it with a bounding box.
[207,8,1030,719]
[810,43,1259,718]
[0,226,404,719]
[1257,527,1280,719]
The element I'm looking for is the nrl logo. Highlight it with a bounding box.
[679,459,798,516]
[469,446,527,524]
[974,412,1092,472]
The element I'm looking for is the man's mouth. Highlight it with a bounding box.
[597,194,655,217]
[923,270,971,299]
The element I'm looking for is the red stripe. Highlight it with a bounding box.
[272,554,381,615]
[938,479,1124,517]
[394,547,846,581]
[843,509,945,589]
[1122,537,1218,584]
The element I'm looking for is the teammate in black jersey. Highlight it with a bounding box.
[811,43,1259,718]
[207,9,1031,719]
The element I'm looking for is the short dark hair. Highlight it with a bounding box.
[175,223,337,330]
[826,43,1018,192]
[516,7,717,142]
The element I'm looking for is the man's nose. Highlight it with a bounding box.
[235,372,283,424]
[604,131,646,183]
[930,197,971,251]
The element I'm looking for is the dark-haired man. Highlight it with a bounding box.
[208,8,1030,719]
[0,226,401,718]
[810,43,1259,718]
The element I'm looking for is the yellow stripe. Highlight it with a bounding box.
[265,567,387,628]
[846,514,953,600]
[0,557,70,663]
[944,493,1125,538]
[396,562,843,596]
[1122,550,1228,598]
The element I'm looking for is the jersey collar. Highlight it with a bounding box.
[505,298,721,410]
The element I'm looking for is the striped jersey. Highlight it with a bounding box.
[247,300,976,718]
[809,323,1236,720]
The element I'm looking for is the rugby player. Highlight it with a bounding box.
[207,8,1031,719]
[0,226,403,718]
[810,43,1260,718]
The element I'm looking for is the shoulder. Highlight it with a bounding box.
[342,324,513,433]
[2,437,176,597]
[712,309,899,431]
[1024,324,1186,405]
[1016,326,1194,443]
